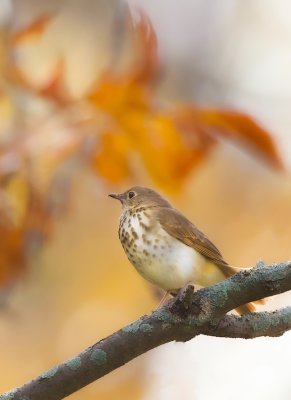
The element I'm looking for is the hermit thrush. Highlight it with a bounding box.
[109,186,257,313]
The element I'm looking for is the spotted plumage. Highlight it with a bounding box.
[110,186,263,314]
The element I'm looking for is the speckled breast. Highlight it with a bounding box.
[118,207,206,291]
[119,207,156,269]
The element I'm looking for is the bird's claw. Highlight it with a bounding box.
[169,284,194,315]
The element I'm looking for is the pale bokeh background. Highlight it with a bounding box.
[1,1,291,399]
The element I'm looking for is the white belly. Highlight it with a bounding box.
[139,234,206,290]
[120,211,225,291]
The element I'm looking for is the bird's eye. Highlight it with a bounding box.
[128,191,136,199]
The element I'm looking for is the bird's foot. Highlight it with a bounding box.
[176,284,194,310]
[169,284,194,315]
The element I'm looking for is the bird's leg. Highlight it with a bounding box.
[156,291,171,309]
[174,283,194,310]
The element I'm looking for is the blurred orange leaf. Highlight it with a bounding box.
[0,177,53,289]
[0,223,25,288]
[91,131,131,183]
[4,175,28,227]
[88,10,282,189]
[38,58,68,104]
[126,10,159,84]
[11,15,53,45]
[195,108,283,169]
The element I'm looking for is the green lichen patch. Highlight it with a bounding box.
[122,320,142,333]
[250,316,272,333]
[252,310,291,333]
[66,356,82,371]
[281,308,291,325]
[90,349,107,366]
[213,283,228,307]
[140,323,153,333]
[122,320,154,334]
[154,309,172,322]
[40,366,59,380]
[184,315,204,328]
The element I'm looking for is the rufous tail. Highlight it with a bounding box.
[222,265,265,314]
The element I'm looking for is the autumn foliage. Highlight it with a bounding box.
[0,8,283,290]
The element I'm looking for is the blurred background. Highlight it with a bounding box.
[0,0,291,399]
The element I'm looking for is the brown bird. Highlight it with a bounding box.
[109,186,259,314]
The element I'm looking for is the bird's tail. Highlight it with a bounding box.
[221,265,266,315]
[235,300,264,315]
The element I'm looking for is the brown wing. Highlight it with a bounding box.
[156,207,261,314]
[156,206,230,271]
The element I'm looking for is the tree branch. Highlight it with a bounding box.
[1,261,291,400]
[209,308,291,338]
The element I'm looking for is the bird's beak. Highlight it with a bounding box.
[108,192,124,202]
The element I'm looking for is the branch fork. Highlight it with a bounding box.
[1,261,291,400]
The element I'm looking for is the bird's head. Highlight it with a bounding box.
[109,186,171,210]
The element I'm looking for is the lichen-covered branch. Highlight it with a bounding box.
[208,308,291,338]
[1,261,291,400]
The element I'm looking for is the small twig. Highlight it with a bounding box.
[208,308,291,338]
